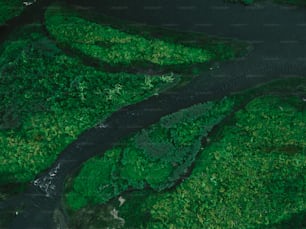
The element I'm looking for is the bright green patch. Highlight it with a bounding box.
[65,98,236,210]
[0,0,24,26]
[118,95,305,228]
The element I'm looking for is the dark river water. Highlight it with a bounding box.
[0,0,305,228]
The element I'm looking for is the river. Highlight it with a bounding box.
[0,0,305,228]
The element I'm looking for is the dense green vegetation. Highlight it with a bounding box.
[0,1,247,186]
[0,0,24,26]
[115,95,306,228]
[0,0,305,228]
[0,24,178,184]
[44,3,247,71]
[65,98,236,210]
[64,78,306,228]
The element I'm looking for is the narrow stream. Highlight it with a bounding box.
[0,0,305,228]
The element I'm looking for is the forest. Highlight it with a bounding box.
[0,0,305,228]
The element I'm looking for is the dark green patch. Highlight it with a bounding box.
[263,145,303,155]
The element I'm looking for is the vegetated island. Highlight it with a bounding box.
[65,78,306,229]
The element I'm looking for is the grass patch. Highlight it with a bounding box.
[0,0,24,26]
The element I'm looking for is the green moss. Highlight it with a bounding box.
[65,98,236,210]
[0,0,24,26]
[0,24,178,184]
[118,95,305,228]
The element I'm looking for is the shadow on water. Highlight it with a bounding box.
[260,209,306,228]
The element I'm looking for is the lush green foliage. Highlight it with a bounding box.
[0,0,248,188]
[0,25,178,184]
[45,4,215,66]
[117,95,306,228]
[65,98,236,210]
[0,0,24,26]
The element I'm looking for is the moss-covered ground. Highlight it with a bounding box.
[65,79,306,228]
[0,0,24,26]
